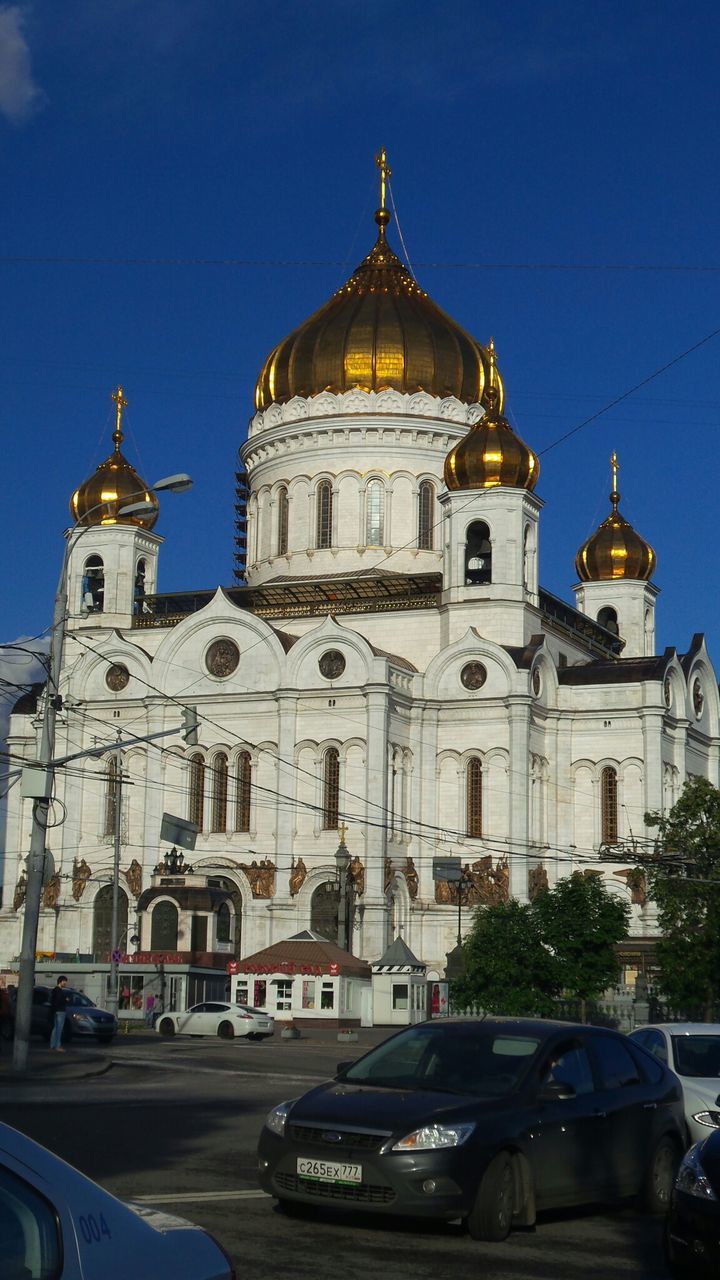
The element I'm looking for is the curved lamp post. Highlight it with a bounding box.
[12,474,192,1073]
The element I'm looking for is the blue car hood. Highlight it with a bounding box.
[289,1080,509,1134]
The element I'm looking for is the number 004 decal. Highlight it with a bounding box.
[78,1213,112,1244]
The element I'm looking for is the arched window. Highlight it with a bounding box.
[465,522,492,586]
[598,606,619,636]
[365,479,385,546]
[216,902,231,944]
[601,766,618,843]
[316,480,333,549]
[235,751,252,832]
[104,755,119,837]
[151,900,178,951]
[134,558,147,615]
[82,555,105,613]
[523,526,531,590]
[277,486,289,556]
[418,481,435,550]
[466,757,483,838]
[211,753,228,833]
[189,753,205,831]
[92,884,128,958]
[323,747,340,829]
[310,881,340,944]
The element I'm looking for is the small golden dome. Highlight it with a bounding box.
[443,349,539,492]
[70,387,159,530]
[255,153,502,412]
[575,454,655,582]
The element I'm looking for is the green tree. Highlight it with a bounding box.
[533,872,631,1021]
[451,899,560,1016]
[646,776,720,1020]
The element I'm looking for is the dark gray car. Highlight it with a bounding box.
[31,985,117,1042]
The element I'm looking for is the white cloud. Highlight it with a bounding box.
[0,5,41,123]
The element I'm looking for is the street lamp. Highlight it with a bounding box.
[12,473,192,1073]
[335,830,352,952]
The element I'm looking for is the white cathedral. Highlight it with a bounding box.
[2,160,719,984]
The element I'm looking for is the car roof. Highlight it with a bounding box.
[635,1023,720,1035]
[420,1017,613,1036]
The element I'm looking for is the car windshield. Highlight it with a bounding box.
[671,1034,720,1078]
[67,992,95,1008]
[341,1024,542,1097]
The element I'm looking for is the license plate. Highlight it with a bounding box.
[297,1158,362,1184]
[259,1022,270,1028]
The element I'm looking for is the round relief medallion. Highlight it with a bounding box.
[319,649,346,680]
[664,677,672,710]
[105,663,129,692]
[205,638,240,678]
[532,668,541,697]
[693,678,704,717]
[460,661,487,691]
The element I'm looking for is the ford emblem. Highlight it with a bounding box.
[322,1131,343,1144]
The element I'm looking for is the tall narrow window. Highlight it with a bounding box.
[134,558,147,615]
[316,480,333,549]
[277,486,289,556]
[189,753,205,831]
[82,555,105,613]
[235,751,252,832]
[104,755,119,837]
[93,884,128,958]
[465,522,492,586]
[365,480,385,546]
[466,757,483,838]
[211,753,228,833]
[151,901,178,951]
[323,747,340,829]
[601,766,618,843]
[418,481,434,550]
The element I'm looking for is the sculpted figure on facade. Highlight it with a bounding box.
[125,858,143,898]
[614,867,647,907]
[404,856,419,901]
[42,873,62,910]
[434,857,509,906]
[384,858,394,894]
[528,863,549,902]
[72,858,92,901]
[348,856,365,897]
[289,858,307,897]
[13,871,27,912]
[243,858,276,898]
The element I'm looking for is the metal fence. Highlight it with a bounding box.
[449,986,720,1032]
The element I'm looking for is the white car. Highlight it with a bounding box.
[0,1121,234,1279]
[630,1023,720,1144]
[156,1001,274,1040]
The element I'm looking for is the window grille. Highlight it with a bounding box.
[323,747,340,829]
[365,480,385,546]
[418,481,434,550]
[235,751,252,832]
[466,757,483,838]
[316,480,333,549]
[211,753,228,833]
[189,753,205,831]
[601,766,618,843]
[277,487,289,556]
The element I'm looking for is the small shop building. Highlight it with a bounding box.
[371,936,427,1025]
[230,930,371,1027]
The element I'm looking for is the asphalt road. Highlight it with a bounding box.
[1,1033,672,1279]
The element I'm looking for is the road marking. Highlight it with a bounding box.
[133,1189,269,1204]
[111,1056,325,1084]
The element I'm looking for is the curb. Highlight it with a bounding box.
[0,1057,113,1088]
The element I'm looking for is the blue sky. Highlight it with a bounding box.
[2,0,720,662]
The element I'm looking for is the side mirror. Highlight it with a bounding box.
[540,1080,576,1102]
[336,1060,354,1076]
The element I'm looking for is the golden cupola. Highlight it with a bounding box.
[575,453,655,581]
[443,342,539,491]
[255,150,503,412]
[70,387,159,530]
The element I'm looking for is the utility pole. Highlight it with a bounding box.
[335,825,351,951]
[108,733,124,1017]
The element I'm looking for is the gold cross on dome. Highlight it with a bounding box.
[338,822,348,843]
[111,385,127,448]
[375,147,391,210]
[611,450,619,490]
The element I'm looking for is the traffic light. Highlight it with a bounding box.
[181,706,199,746]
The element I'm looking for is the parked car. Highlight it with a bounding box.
[629,1024,720,1144]
[31,986,118,1043]
[258,1017,685,1241]
[665,1129,720,1277]
[0,1120,234,1279]
[156,1001,274,1040]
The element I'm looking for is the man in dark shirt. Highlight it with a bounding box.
[49,976,69,1052]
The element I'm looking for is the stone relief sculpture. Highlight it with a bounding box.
[614,867,647,907]
[289,858,307,897]
[528,863,549,901]
[125,858,143,898]
[384,858,394,894]
[348,856,365,897]
[434,856,510,907]
[13,871,27,912]
[242,859,276,899]
[42,873,62,910]
[71,858,92,901]
[404,856,419,901]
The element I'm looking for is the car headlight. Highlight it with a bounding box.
[676,1143,718,1201]
[71,1013,94,1025]
[692,1110,720,1129]
[265,1100,296,1137]
[391,1123,475,1151]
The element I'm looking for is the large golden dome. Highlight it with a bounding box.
[443,345,539,492]
[70,388,159,530]
[575,454,655,582]
[255,155,502,412]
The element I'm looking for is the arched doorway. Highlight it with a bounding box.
[92,884,128,958]
[310,881,340,944]
[150,901,179,951]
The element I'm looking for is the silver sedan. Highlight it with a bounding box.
[156,1001,274,1040]
[0,1121,233,1279]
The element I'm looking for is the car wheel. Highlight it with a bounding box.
[641,1136,679,1214]
[218,1021,235,1040]
[467,1152,516,1242]
[158,1017,176,1037]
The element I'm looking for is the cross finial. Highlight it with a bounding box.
[610,450,620,510]
[375,147,391,210]
[111,385,127,450]
[338,821,348,843]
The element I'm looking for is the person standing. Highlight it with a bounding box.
[49,976,69,1052]
[144,992,155,1028]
